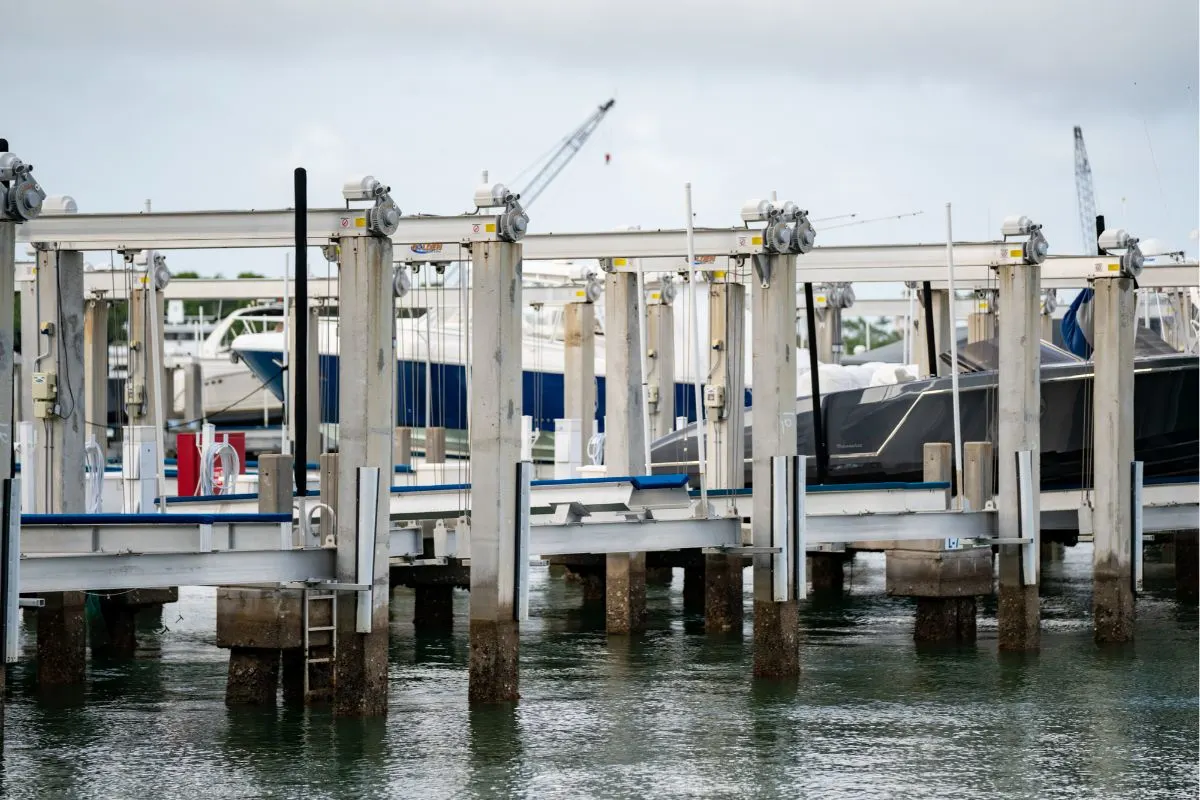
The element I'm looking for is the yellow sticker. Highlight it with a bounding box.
[650,292,660,300]
[751,236,763,246]
[816,295,827,304]
[574,290,585,298]
[355,217,366,228]
[713,270,726,279]
[614,257,628,266]
[1009,248,1023,258]
[1108,262,1119,271]
[485,223,496,233]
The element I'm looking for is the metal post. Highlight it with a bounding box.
[996,259,1041,651]
[603,269,648,635]
[814,308,835,364]
[31,249,85,514]
[0,221,15,692]
[917,285,952,377]
[562,301,596,451]
[293,169,310,497]
[967,293,996,343]
[0,222,14,477]
[646,300,676,441]
[393,427,413,468]
[1091,275,1135,642]
[333,234,394,716]
[289,304,320,467]
[181,361,203,426]
[19,280,36,431]
[751,253,800,677]
[31,248,87,685]
[83,298,109,448]
[127,285,165,427]
[468,239,522,702]
[704,280,745,632]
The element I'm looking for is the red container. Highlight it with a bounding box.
[176,432,247,496]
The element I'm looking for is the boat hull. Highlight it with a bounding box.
[236,349,747,432]
[650,355,1199,489]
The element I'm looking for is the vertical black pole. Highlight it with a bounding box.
[921,280,937,377]
[294,169,308,498]
[1094,215,1105,256]
[1,138,11,480]
[803,283,829,484]
[1,139,11,673]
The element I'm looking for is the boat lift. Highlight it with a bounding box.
[7,181,1197,675]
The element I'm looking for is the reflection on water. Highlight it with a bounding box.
[2,545,1196,799]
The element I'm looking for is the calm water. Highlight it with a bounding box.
[2,545,1196,799]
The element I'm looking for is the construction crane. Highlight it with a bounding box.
[1074,126,1098,254]
[517,99,616,207]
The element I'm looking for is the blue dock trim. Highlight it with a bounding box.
[158,493,261,505]
[21,512,293,525]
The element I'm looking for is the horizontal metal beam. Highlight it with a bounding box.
[807,510,996,543]
[16,266,597,306]
[19,521,290,554]
[529,517,741,556]
[20,548,334,593]
[19,209,496,251]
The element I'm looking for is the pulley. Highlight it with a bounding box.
[0,152,45,222]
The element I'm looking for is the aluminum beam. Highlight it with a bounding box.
[20,548,334,593]
[19,520,293,554]
[531,517,740,556]
[19,209,491,251]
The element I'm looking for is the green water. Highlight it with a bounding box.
[2,545,1196,799]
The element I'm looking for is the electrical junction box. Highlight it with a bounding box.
[703,384,726,413]
[32,371,57,419]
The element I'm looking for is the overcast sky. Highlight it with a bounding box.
[7,0,1198,279]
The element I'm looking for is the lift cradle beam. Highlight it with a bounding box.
[20,211,1196,289]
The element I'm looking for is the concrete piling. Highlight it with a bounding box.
[1091,277,1136,643]
[809,551,848,597]
[32,249,88,687]
[996,256,1041,652]
[467,240,523,703]
[563,301,597,450]
[426,427,447,464]
[36,591,88,687]
[93,588,179,659]
[603,269,649,635]
[646,301,675,441]
[333,234,395,715]
[682,562,705,614]
[394,427,413,468]
[751,253,800,677]
[704,281,746,633]
[886,443,993,643]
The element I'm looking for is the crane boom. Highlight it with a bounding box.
[519,99,615,207]
[1073,126,1098,254]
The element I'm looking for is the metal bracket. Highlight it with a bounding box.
[547,501,591,525]
[703,545,780,555]
[281,581,370,592]
[1016,450,1037,586]
[752,253,772,288]
[354,467,380,633]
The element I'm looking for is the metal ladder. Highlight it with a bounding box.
[302,589,337,701]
